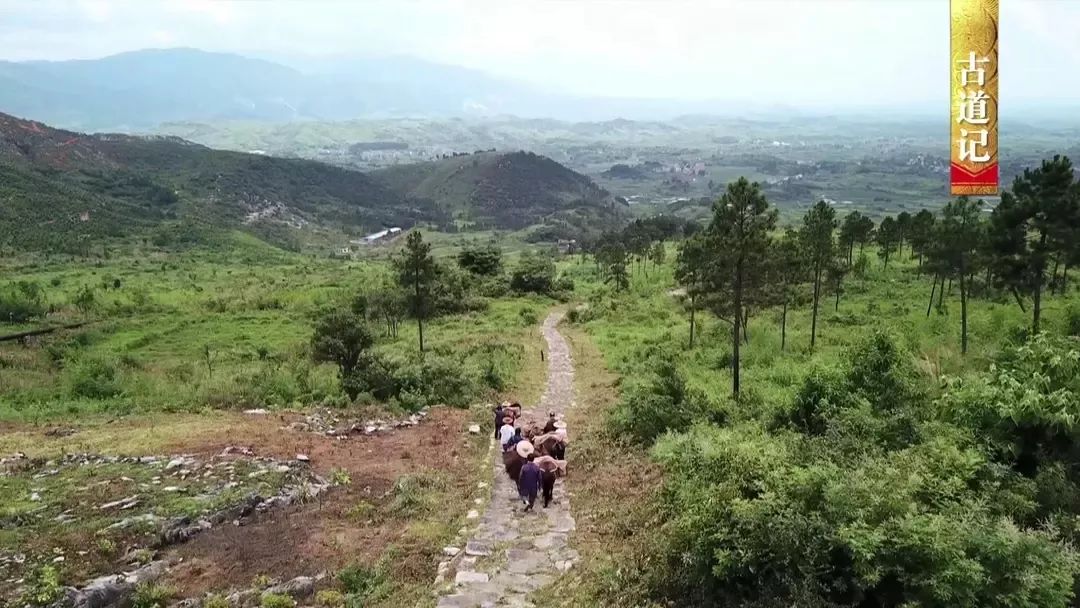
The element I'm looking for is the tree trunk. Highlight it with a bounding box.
[781,300,788,351]
[960,264,969,354]
[1065,264,1070,293]
[1011,287,1027,312]
[927,275,938,318]
[810,267,822,350]
[414,272,425,353]
[688,293,696,349]
[732,259,743,398]
[1033,281,1042,336]
[848,241,854,267]
[937,274,946,310]
[1052,257,1060,294]
[742,307,750,344]
[834,278,841,312]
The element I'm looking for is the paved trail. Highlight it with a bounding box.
[436,311,578,608]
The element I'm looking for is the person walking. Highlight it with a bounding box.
[542,411,558,433]
[505,427,525,451]
[499,417,515,448]
[493,404,505,439]
[518,453,542,512]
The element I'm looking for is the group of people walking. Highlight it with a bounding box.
[494,402,568,512]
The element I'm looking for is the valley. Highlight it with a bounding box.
[3,33,1080,608]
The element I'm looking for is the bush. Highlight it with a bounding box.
[20,565,63,606]
[260,593,296,608]
[510,251,556,294]
[0,281,47,323]
[68,357,122,399]
[338,562,384,596]
[315,590,346,607]
[132,583,175,608]
[202,595,231,608]
[609,359,715,445]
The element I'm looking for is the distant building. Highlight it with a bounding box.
[557,239,578,254]
[351,227,403,246]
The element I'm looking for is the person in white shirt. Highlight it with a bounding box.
[499,417,515,447]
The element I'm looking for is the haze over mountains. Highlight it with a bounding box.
[0,48,917,133]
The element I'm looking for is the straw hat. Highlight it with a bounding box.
[515,441,535,458]
[502,416,513,424]
[554,421,567,430]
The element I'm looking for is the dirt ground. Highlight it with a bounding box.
[2,406,484,600]
[161,406,479,596]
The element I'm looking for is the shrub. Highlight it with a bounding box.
[609,359,715,445]
[510,251,556,294]
[21,565,63,606]
[260,593,296,608]
[338,562,384,596]
[132,583,175,608]
[519,307,539,327]
[202,595,231,608]
[68,357,122,399]
[387,473,447,517]
[315,590,346,607]
[0,281,47,323]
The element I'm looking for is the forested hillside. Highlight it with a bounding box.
[0,112,445,251]
[544,154,1080,608]
[370,150,625,238]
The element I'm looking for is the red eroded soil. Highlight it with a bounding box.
[156,407,480,596]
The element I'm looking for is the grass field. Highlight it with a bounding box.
[0,231,556,606]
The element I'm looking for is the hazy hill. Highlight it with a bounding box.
[0,112,441,251]
[370,151,625,234]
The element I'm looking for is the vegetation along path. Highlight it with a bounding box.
[437,311,578,608]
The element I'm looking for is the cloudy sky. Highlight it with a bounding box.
[1,0,1079,109]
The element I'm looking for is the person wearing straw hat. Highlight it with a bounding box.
[499,416,515,448]
[517,450,542,512]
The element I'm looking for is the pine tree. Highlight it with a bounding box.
[876,216,900,269]
[674,234,709,349]
[989,155,1080,335]
[702,178,777,397]
[799,200,837,350]
[394,230,437,352]
[936,197,984,354]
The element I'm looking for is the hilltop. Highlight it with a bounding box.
[0,112,442,251]
[370,150,626,237]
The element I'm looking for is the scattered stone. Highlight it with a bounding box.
[44,427,77,438]
[295,454,310,463]
[468,424,481,434]
[454,571,489,584]
[165,458,184,471]
[442,546,460,557]
[466,510,479,520]
[99,496,140,511]
[29,492,41,502]
[162,486,183,493]
[266,575,315,599]
[244,408,269,415]
[220,446,255,457]
[465,541,491,557]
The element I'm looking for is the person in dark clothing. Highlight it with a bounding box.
[505,428,525,451]
[550,439,565,461]
[541,470,556,508]
[542,411,557,433]
[518,454,542,511]
[493,405,505,439]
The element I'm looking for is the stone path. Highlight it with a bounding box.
[436,311,578,608]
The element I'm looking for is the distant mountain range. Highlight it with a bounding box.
[0,48,841,131]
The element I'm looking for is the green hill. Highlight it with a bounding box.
[370,150,626,236]
[0,112,445,252]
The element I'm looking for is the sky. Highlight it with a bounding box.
[1,0,1079,109]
